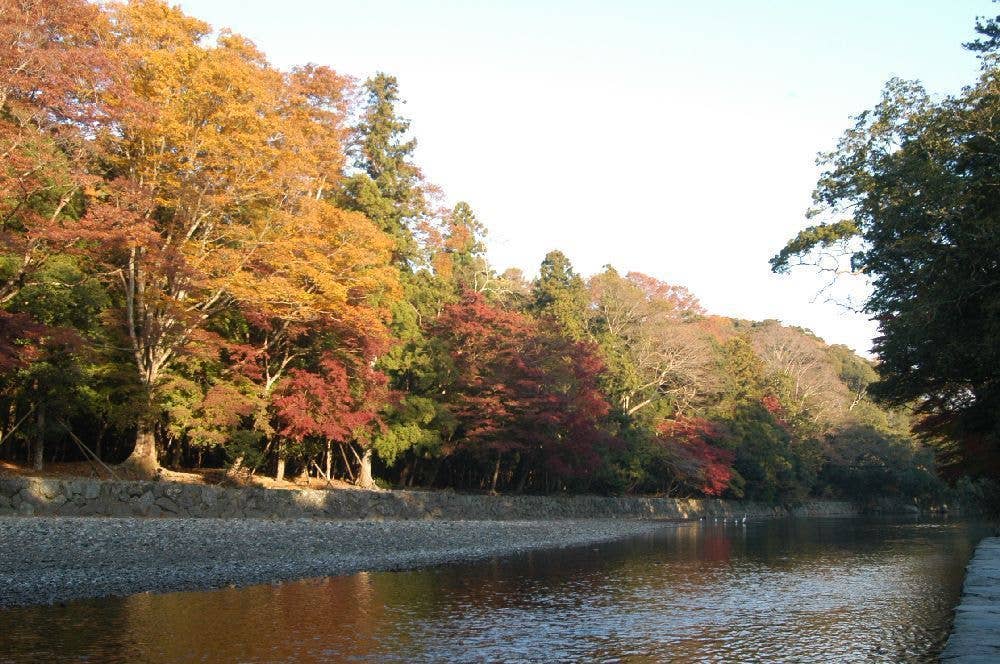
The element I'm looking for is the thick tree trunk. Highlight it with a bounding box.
[275,455,286,482]
[33,402,45,471]
[122,423,158,477]
[356,447,375,489]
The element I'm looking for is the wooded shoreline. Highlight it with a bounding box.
[0,0,962,514]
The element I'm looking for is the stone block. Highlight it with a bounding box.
[136,491,155,515]
[109,501,131,517]
[37,481,60,500]
[155,495,179,514]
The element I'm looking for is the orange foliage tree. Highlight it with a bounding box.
[0,0,123,335]
[96,1,397,474]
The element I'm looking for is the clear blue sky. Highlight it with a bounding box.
[178,0,992,355]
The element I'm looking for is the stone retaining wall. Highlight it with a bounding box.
[0,475,859,521]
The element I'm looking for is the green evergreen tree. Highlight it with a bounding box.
[443,201,490,292]
[339,73,425,265]
[532,250,588,340]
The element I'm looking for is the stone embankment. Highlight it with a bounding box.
[941,536,1000,662]
[0,475,859,521]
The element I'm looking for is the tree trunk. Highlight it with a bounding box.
[398,457,411,488]
[356,447,376,489]
[490,452,501,494]
[408,457,420,487]
[122,422,158,477]
[33,402,45,471]
[515,456,530,493]
[94,422,107,461]
[325,440,332,482]
[339,443,355,481]
[169,437,183,469]
[275,454,286,482]
[228,454,245,478]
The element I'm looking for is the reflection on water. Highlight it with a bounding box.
[0,517,985,663]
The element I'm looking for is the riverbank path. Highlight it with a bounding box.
[941,536,1000,662]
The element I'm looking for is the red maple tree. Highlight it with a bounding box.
[656,415,734,496]
[433,291,616,490]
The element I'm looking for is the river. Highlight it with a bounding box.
[0,516,985,662]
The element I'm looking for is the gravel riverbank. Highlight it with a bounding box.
[0,516,669,608]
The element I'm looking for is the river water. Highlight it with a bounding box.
[0,517,986,663]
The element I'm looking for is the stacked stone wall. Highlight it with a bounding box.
[0,476,865,521]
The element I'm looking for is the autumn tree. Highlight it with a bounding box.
[432,201,491,293]
[492,267,533,310]
[587,267,711,418]
[653,416,734,496]
[154,350,260,470]
[0,0,123,300]
[225,197,398,478]
[0,0,132,470]
[0,0,128,389]
[432,292,615,493]
[92,1,392,475]
[748,321,850,436]
[272,353,386,486]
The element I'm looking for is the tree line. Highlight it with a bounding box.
[0,0,965,506]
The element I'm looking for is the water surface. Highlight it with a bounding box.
[0,517,984,662]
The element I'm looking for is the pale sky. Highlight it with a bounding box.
[177,0,990,356]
